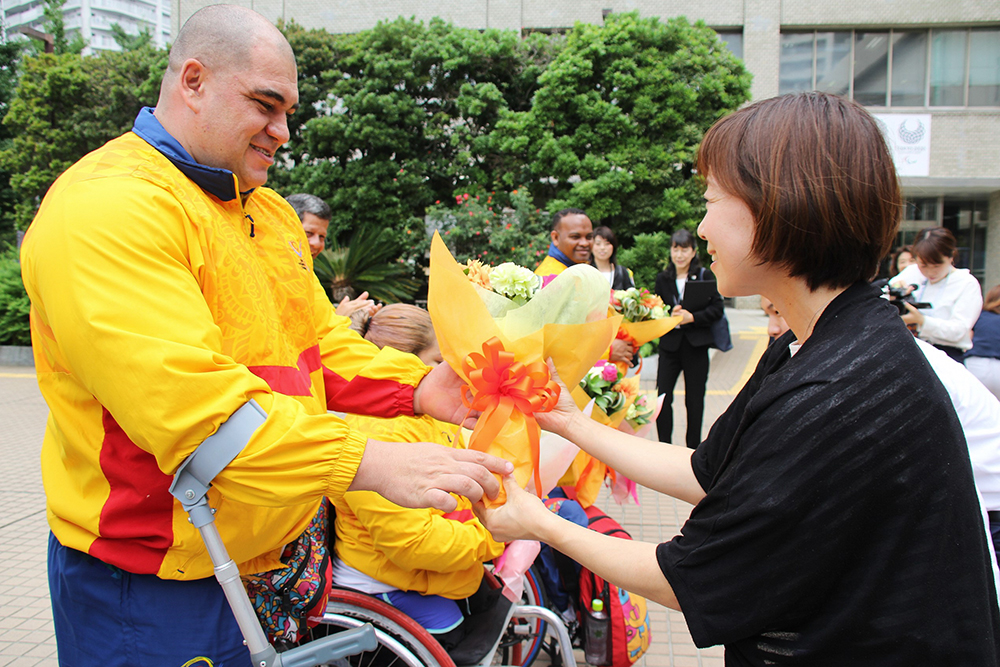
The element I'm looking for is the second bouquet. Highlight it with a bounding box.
[428,232,621,505]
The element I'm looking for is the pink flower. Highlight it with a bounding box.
[601,364,618,382]
[463,193,470,201]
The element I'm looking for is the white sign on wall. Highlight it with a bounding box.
[872,114,932,177]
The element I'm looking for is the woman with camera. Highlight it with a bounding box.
[474,92,1000,664]
[890,227,982,361]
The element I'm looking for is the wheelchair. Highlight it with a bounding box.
[169,401,575,667]
[302,563,570,667]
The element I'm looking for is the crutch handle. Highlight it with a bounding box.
[274,624,378,667]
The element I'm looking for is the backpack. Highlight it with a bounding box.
[242,500,332,645]
[578,505,652,667]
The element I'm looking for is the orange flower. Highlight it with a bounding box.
[464,259,492,290]
[612,375,640,405]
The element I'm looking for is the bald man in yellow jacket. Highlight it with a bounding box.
[20,7,508,664]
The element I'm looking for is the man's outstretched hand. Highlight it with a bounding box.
[350,439,513,512]
[413,361,479,428]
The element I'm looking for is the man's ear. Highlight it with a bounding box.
[550,228,559,244]
[179,58,208,112]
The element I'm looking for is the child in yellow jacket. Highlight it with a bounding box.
[331,304,505,646]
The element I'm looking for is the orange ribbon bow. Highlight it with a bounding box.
[461,337,559,502]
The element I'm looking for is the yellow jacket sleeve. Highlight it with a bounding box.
[347,491,504,575]
[24,175,367,508]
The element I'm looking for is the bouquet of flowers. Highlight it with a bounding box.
[579,361,629,414]
[613,287,667,322]
[624,394,655,429]
[428,233,621,506]
[611,287,682,370]
[555,362,645,507]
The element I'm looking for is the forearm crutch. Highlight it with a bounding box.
[169,400,376,667]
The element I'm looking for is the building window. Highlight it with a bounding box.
[780,27,1000,107]
[715,30,743,60]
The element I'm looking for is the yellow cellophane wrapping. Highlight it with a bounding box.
[555,385,631,507]
[428,233,622,506]
[620,316,682,348]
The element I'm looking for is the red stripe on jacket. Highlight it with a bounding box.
[248,345,322,397]
[322,366,414,417]
[442,509,475,523]
[89,409,174,574]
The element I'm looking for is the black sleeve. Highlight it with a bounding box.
[690,268,724,327]
[657,379,859,647]
[690,333,792,489]
[656,349,972,649]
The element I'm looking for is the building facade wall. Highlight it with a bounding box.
[927,112,1000,180]
[781,0,1000,27]
[5,0,171,51]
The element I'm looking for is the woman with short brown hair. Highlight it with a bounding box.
[475,92,1000,664]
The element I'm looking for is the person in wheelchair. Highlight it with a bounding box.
[331,304,506,651]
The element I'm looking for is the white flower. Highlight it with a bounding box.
[489,263,539,303]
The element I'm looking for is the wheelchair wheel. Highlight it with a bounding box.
[308,589,456,667]
[498,565,548,667]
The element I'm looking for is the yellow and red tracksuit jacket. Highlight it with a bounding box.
[534,254,571,278]
[334,413,504,599]
[20,108,430,580]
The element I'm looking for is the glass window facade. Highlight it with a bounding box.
[780,27,1000,108]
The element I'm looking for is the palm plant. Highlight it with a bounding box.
[312,225,419,304]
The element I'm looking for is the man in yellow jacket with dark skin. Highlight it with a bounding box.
[19,6,510,665]
[536,208,633,365]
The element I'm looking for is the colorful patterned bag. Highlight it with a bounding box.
[578,505,652,667]
[242,500,332,644]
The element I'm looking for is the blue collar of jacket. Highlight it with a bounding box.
[131,107,250,202]
[546,243,574,268]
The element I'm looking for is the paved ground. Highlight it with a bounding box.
[0,307,769,667]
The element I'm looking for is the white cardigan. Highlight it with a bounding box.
[892,263,983,351]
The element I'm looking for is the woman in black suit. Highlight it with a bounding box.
[654,229,724,449]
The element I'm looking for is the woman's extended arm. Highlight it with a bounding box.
[475,477,680,609]
[559,410,706,505]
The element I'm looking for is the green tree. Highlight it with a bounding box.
[312,225,419,304]
[0,40,24,245]
[277,18,562,265]
[1,43,166,228]
[424,187,550,268]
[492,13,751,241]
[617,231,671,291]
[0,246,30,345]
[111,24,155,51]
[42,0,87,55]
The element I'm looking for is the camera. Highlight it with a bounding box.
[875,280,931,314]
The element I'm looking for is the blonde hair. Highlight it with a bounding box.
[363,304,435,354]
